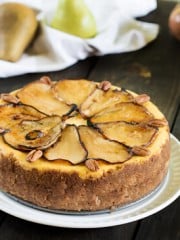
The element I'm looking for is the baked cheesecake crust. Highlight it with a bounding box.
[0,137,170,211]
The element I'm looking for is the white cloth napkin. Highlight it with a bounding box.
[0,0,159,77]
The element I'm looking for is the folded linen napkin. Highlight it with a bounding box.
[0,0,159,77]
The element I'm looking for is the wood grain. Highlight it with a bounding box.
[0,57,97,92]
[134,198,180,240]
[0,214,137,240]
[0,212,5,226]
[172,107,180,139]
[89,1,180,127]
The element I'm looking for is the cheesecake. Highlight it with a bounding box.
[0,77,170,211]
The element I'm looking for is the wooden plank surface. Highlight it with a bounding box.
[0,57,97,92]
[89,1,180,127]
[134,198,180,240]
[0,212,5,225]
[0,215,137,240]
[172,107,180,140]
[134,108,180,240]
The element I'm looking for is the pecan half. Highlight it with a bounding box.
[39,76,52,85]
[134,94,150,104]
[131,146,150,156]
[98,81,112,91]
[0,127,6,134]
[26,150,43,162]
[147,119,168,127]
[85,159,99,171]
[1,94,20,104]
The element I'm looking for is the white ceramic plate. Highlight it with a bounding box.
[0,134,179,228]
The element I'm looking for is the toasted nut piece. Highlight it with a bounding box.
[26,149,43,162]
[131,146,150,156]
[134,94,150,104]
[0,127,6,134]
[85,159,99,171]
[98,81,112,91]
[39,76,52,85]
[1,94,20,104]
[147,119,168,127]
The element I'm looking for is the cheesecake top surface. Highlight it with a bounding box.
[0,77,169,179]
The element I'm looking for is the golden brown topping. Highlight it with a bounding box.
[0,104,46,132]
[3,116,62,151]
[53,79,96,106]
[91,102,153,124]
[39,76,53,85]
[85,159,99,171]
[96,121,158,147]
[0,78,169,167]
[98,81,112,91]
[44,125,87,164]
[17,81,74,116]
[80,88,134,118]
[79,125,132,163]
[26,149,43,162]
[131,146,150,156]
[134,94,150,104]
[1,94,20,104]
[147,119,168,127]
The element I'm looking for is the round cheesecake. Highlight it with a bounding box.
[0,77,170,211]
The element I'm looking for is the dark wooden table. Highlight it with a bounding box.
[0,1,179,239]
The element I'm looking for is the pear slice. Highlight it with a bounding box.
[80,87,134,118]
[3,116,62,150]
[44,125,87,164]
[53,79,96,106]
[64,113,87,126]
[17,81,76,117]
[91,102,153,124]
[96,122,158,147]
[0,3,38,62]
[78,126,132,163]
[0,103,46,130]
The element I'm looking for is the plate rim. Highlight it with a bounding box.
[0,134,179,228]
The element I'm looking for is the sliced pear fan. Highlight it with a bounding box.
[0,104,46,130]
[80,87,134,118]
[91,102,153,124]
[96,122,158,147]
[3,116,62,150]
[78,126,132,163]
[17,81,75,117]
[44,125,87,164]
[53,79,96,106]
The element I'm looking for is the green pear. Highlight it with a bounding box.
[51,0,97,38]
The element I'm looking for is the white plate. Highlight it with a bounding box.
[0,134,179,228]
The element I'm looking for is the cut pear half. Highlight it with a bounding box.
[91,102,153,124]
[44,125,87,164]
[17,81,76,117]
[96,122,158,147]
[80,87,134,118]
[78,126,132,163]
[3,116,62,150]
[0,103,46,130]
[53,79,96,106]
